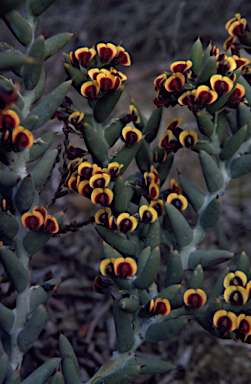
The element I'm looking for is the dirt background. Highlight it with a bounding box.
[2,1,251,383]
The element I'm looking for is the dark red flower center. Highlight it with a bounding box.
[188,293,202,309]
[142,211,152,224]
[155,302,166,315]
[125,131,138,146]
[97,192,110,206]
[117,262,132,278]
[119,218,133,233]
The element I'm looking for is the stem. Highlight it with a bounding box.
[10,212,30,370]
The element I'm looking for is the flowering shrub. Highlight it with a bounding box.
[1,3,251,383]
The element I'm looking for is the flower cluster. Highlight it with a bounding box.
[158,117,198,153]
[70,42,131,69]
[0,89,34,150]
[100,257,137,279]
[153,60,192,108]
[80,67,127,100]
[65,157,123,207]
[138,163,188,213]
[95,208,138,234]
[224,13,248,54]
[154,39,248,111]
[213,311,251,340]
[223,270,250,305]
[157,178,188,212]
[21,206,59,234]
[95,204,159,233]
[66,42,130,101]
[142,165,160,201]
[213,270,251,340]
[223,14,251,87]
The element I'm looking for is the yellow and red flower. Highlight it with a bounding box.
[144,167,160,187]
[68,175,79,192]
[109,215,117,230]
[148,182,159,200]
[80,81,100,100]
[44,215,59,234]
[74,47,96,67]
[69,51,79,67]
[0,84,18,112]
[95,207,112,226]
[0,109,20,130]
[213,310,237,336]
[22,210,44,230]
[89,173,111,189]
[166,193,188,211]
[227,83,245,108]
[96,69,116,92]
[68,157,83,173]
[154,73,167,90]
[139,205,158,224]
[121,126,142,146]
[78,180,93,197]
[149,199,165,217]
[165,117,183,135]
[33,206,47,221]
[113,257,137,278]
[68,111,84,125]
[232,55,250,71]
[96,43,117,63]
[91,188,114,206]
[179,130,198,149]
[224,285,248,305]
[178,89,197,110]
[150,165,160,184]
[78,161,98,180]
[170,178,182,194]
[170,60,192,75]
[223,36,239,54]
[225,13,247,38]
[22,207,59,234]
[195,85,218,107]
[158,130,173,150]
[210,45,220,60]
[164,73,185,93]
[223,270,247,288]
[12,126,34,148]
[183,288,207,309]
[107,162,124,181]
[153,298,171,316]
[112,45,131,66]
[117,212,138,234]
[110,67,127,82]
[217,56,237,75]
[178,86,218,110]
[210,75,234,97]
[162,179,182,201]
[235,314,251,338]
[129,104,140,124]
[100,258,115,276]
[146,298,171,316]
